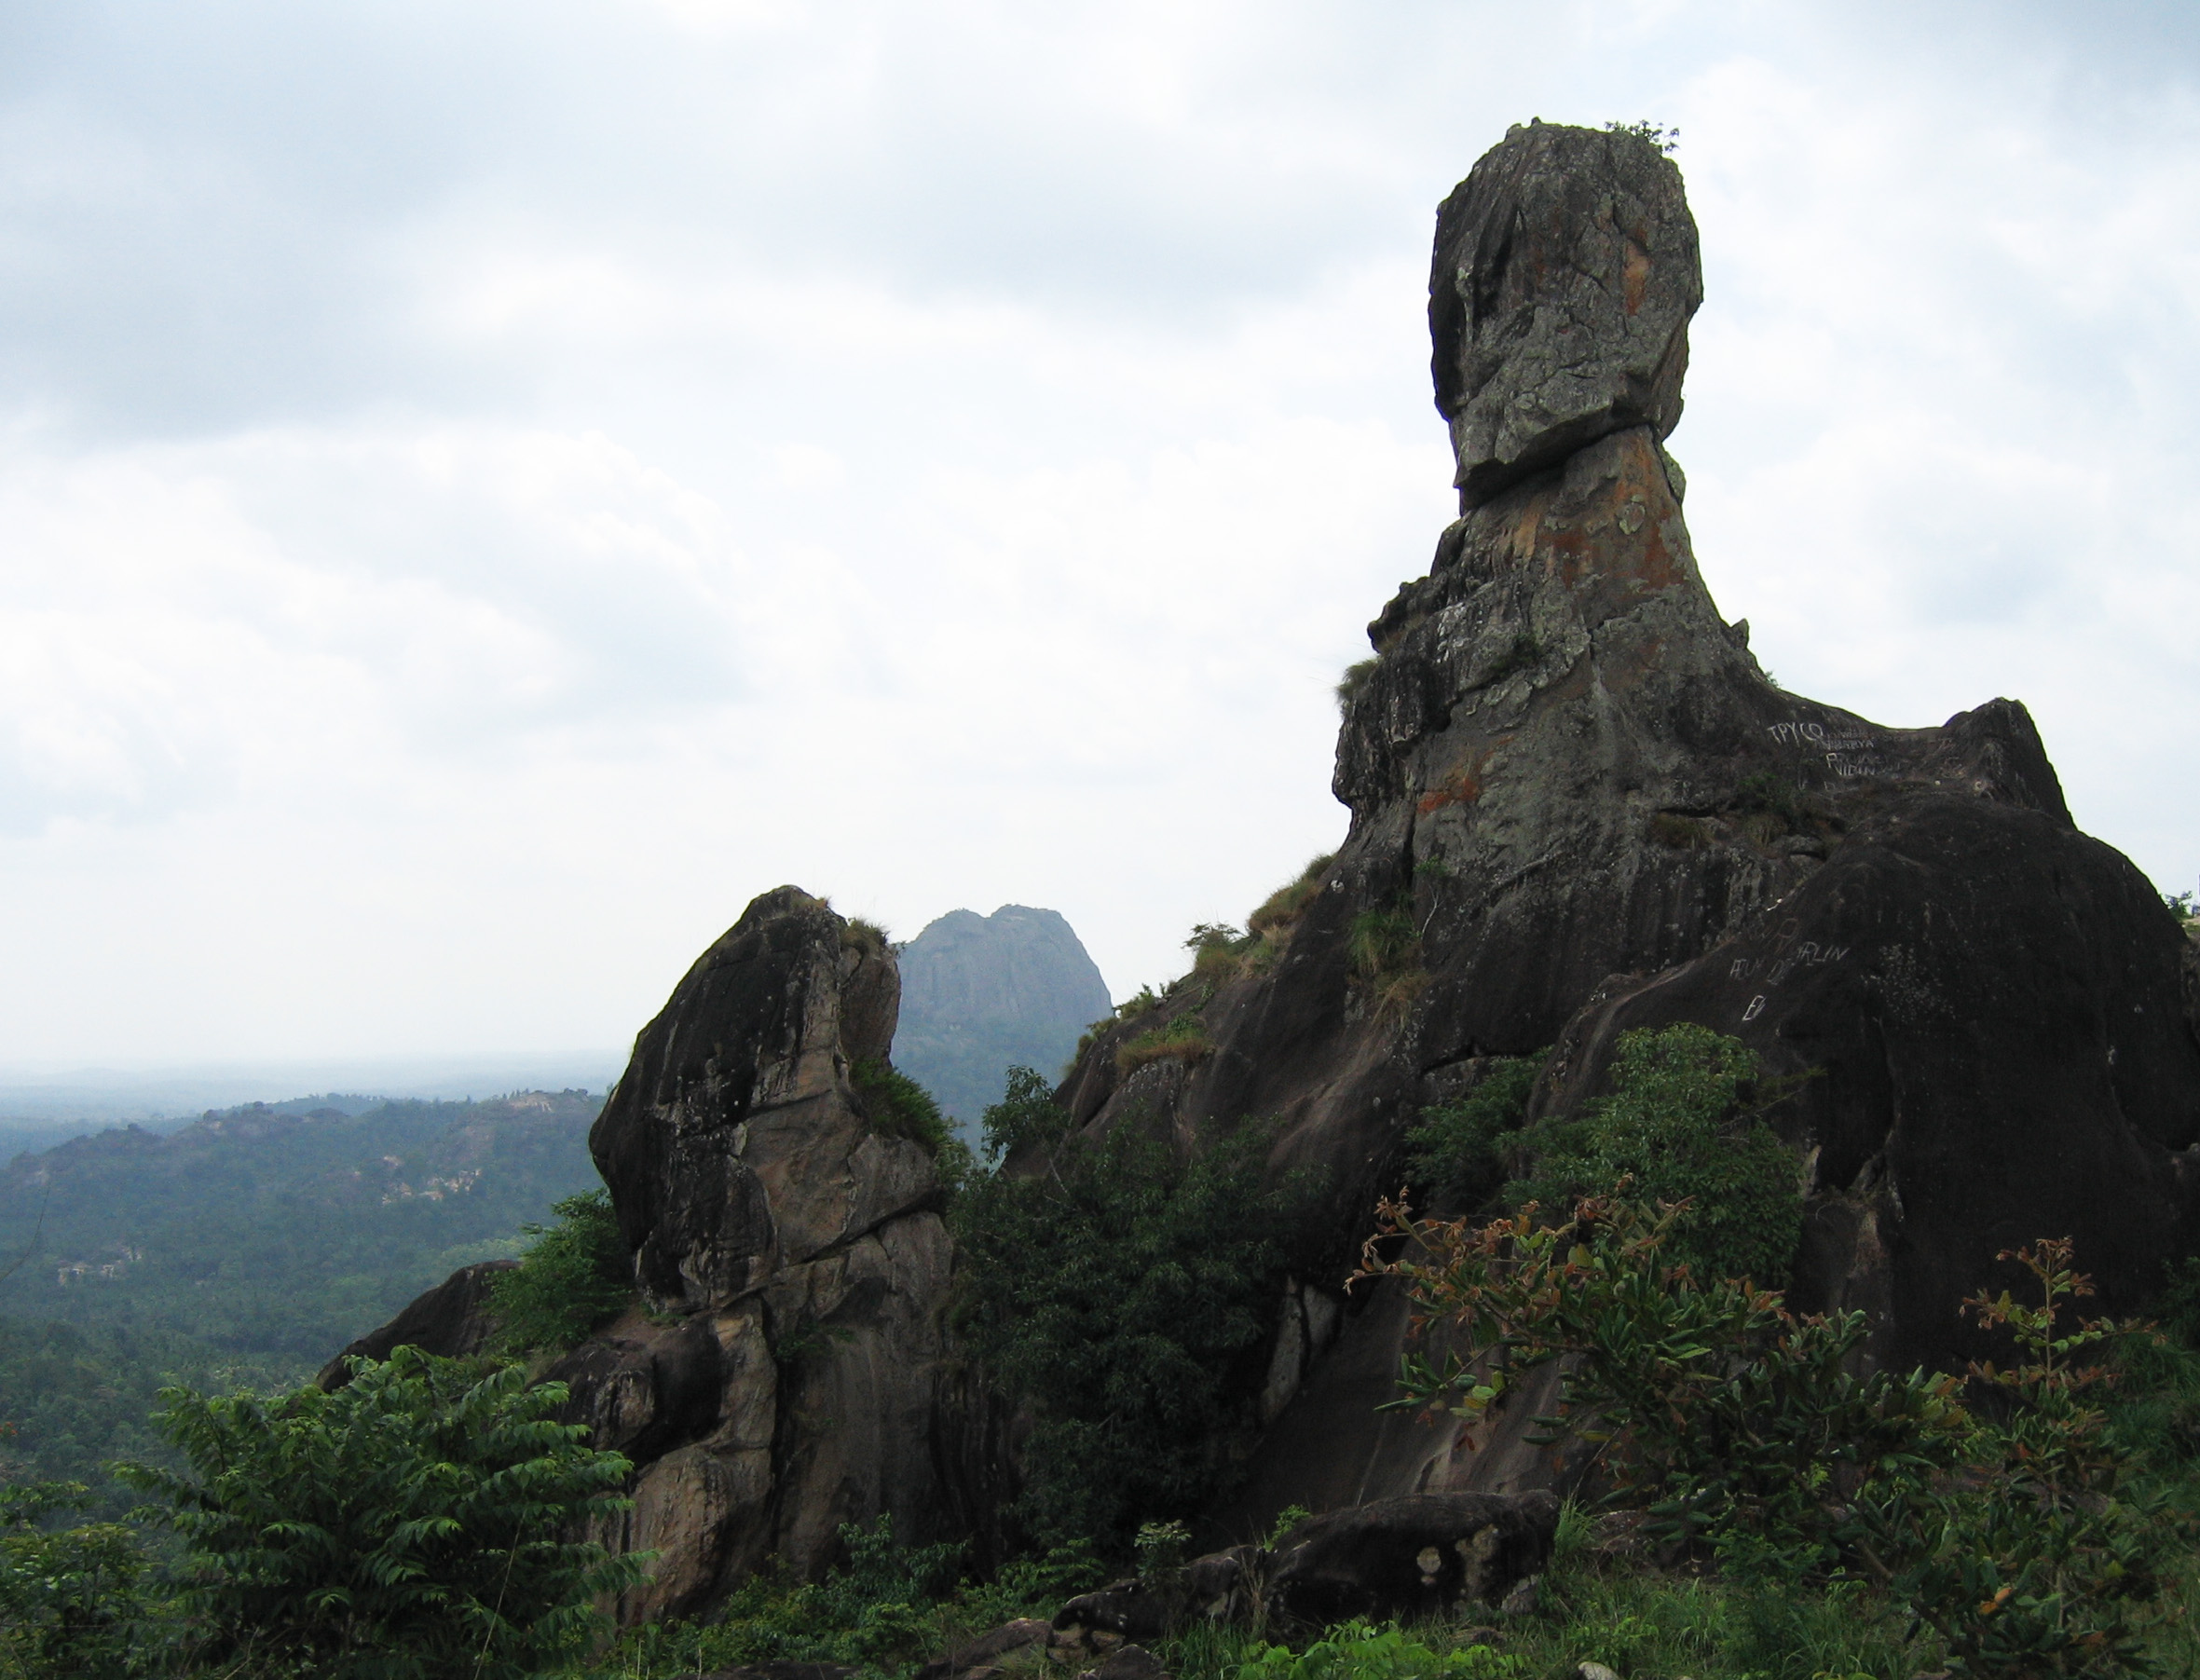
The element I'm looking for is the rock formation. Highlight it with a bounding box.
[1059,118,2200,1525]
[893,906,1113,1140]
[332,118,2200,1614]
[565,888,963,1619]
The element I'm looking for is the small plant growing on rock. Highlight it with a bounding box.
[1116,985,1164,1020]
[489,1186,633,1354]
[852,1058,953,1155]
[1605,118,1678,153]
[1404,1054,1544,1214]
[1117,1014,1215,1075]
[1336,658,1380,712]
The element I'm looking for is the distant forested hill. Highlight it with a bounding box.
[0,1089,602,1507]
[893,906,1111,1139]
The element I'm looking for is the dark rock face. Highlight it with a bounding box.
[1052,120,2200,1531]
[1047,1492,1554,1650]
[1431,121,1700,510]
[893,905,1113,1137]
[545,888,956,1619]
[1265,1491,1559,1626]
[314,1259,513,1389]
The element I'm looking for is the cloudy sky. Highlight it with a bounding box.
[1,0,2195,1078]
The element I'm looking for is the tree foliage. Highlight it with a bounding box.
[0,1479,165,1679]
[487,1189,633,1356]
[1403,1056,1542,1214]
[1361,1192,2185,1677]
[1509,1024,1803,1288]
[116,1346,647,1679]
[950,1101,1322,1551]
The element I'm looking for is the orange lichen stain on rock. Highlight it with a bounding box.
[1416,747,1498,814]
[1623,237,1650,316]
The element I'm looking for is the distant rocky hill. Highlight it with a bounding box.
[0,1089,603,1362]
[892,906,1111,1138]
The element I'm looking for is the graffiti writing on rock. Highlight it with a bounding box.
[1730,936,1850,1023]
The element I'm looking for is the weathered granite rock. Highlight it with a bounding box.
[331,887,965,1621]
[567,887,959,1619]
[916,1618,1050,1680]
[1431,121,1700,510]
[314,1259,513,1389]
[1047,1492,1554,1647]
[1055,121,2200,1537]
[1265,1491,1559,1626]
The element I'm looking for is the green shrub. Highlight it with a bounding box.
[1510,1023,1803,1288]
[1895,1239,2174,1676]
[980,1065,1074,1164]
[1364,1195,2186,1676]
[1404,1056,1543,1214]
[1237,1618,1524,1680]
[950,1118,1323,1550]
[596,1517,1107,1680]
[853,1058,952,1155]
[1363,1192,1967,1578]
[116,1346,646,1680]
[1734,769,1799,826]
[488,1187,633,1354]
[0,1481,165,1679]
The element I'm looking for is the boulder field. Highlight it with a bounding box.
[334,120,2200,1619]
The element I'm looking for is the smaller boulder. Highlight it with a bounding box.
[917,1619,1051,1680]
[1082,1647,1168,1680]
[314,1259,513,1389]
[1265,1492,1559,1628]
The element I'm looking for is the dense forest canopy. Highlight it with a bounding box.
[0,1089,602,1507]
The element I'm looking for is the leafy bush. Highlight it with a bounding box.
[1895,1240,2175,1676]
[1362,1193,2187,1676]
[979,1065,1075,1165]
[1362,1192,1967,1578]
[488,1187,633,1354]
[950,1117,1322,1550]
[1510,1023,1802,1288]
[599,1516,1108,1680]
[116,1345,647,1680]
[1403,1056,1543,1214]
[853,1059,953,1155]
[0,1480,165,1679]
[1236,1618,1523,1680]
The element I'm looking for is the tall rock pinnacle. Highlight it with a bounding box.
[1431,121,1701,510]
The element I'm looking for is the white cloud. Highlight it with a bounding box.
[0,0,2196,1071]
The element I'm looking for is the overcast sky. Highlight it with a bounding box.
[1,0,2195,1075]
